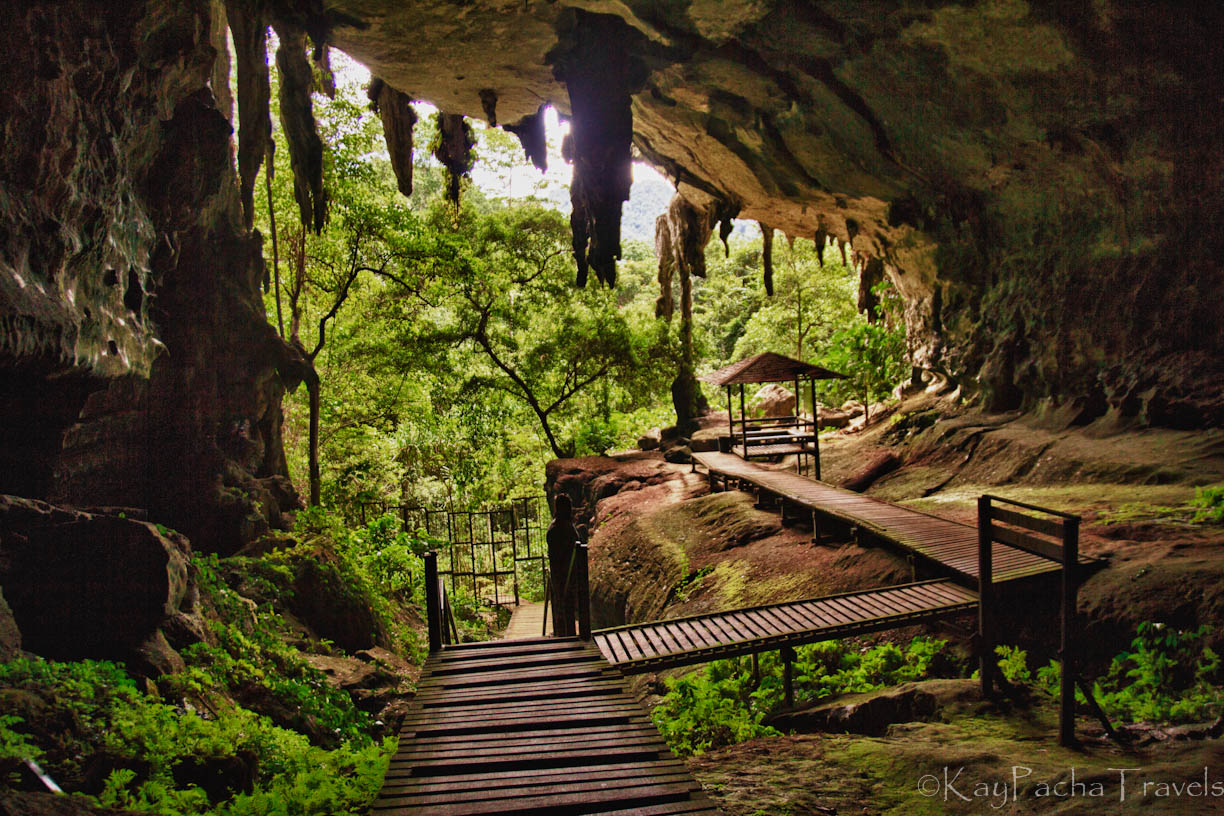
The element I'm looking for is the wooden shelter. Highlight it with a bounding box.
[699,351,845,479]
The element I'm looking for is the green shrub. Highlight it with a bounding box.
[653,636,957,756]
[1191,483,1224,523]
[991,623,1224,724]
[0,657,394,814]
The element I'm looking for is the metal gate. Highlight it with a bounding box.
[359,496,550,606]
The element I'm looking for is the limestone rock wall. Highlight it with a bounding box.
[0,0,300,552]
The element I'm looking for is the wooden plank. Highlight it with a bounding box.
[611,629,640,662]
[376,781,706,815]
[386,773,699,806]
[381,759,690,794]
[680,619,714,650]
[986,522,1064,562]
[662,620,701,651]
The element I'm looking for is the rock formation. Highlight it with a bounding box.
[0,1,302,560]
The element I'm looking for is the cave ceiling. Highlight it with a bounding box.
[315,0,1223,426]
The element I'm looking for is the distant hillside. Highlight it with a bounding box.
[622,172,675,241]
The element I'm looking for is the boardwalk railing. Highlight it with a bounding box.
[423,552,459,652]
[977,494,1081,746]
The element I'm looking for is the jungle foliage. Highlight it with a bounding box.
[255,54,908,518]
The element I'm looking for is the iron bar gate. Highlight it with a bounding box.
[358,496,550,607]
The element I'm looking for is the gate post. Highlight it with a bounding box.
[576,544,592,641]
[425,551,441,652]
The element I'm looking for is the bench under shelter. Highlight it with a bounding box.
[699,351,846,478]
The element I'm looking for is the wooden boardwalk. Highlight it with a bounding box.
[375,456,1097,810]
[594,579,977,674]
[502,600,549,640]
[693,451,1092,585]
[375,637,721,815]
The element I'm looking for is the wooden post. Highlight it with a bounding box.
[1060,516,1080,746]
[810,378,820,480]
[739,384,748,455]
[977,496,994,697]
[446,579,459,644]
[576,544,592,641]
[425,551,441,652]
[541,570,551,637]
[510,509,520,606]
[781,645,796,708]
[726,386,734,438]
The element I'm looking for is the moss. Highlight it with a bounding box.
[694,694,1224,815]
[901,482,1197,516]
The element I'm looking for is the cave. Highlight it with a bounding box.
[2,0,1223,811]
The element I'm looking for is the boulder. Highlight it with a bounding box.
[287,544,388,652]
[0,499,192,660]
[544,453,678,531]
[817,407,853,429]
[751,383,796,418]
[689,426,724,452]
[663,445,692,464]
[636,428,662,451]
[768,680,979,737]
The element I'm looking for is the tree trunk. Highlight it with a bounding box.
[306,366,321,506]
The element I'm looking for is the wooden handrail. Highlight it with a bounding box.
[977,495,1081,746]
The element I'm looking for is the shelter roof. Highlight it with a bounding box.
[699,352,847,386]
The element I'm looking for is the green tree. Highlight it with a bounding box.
[730,238,857,365]
[404,203,645,460]
[822,319,908,422]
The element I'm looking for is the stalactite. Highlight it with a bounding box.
[759,222,774,296]
[433,112,475,207]
[479,88,498,126]
[552,12,648,287]
[655,194,715,317]
[367,77,416,198]
[273,20,326,232]
[225,0,270,231]
[314,45,336,98]
[838,239,848,268]
[859,256,885,321]
[504,105,548,171]
[813,228,827,267]
[654,212,674,319]
[713,198,740,258]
